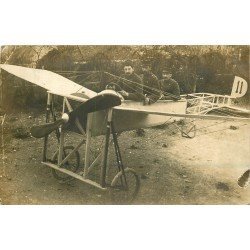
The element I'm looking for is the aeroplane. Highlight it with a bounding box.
[1,64,249,203]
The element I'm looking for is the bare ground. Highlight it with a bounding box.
[0,111,249,205]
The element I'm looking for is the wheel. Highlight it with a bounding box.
[181,123,196,139]
[51,145,80,182]
[110,168,140,204]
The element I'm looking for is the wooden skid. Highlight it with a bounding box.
[41,161,107,190]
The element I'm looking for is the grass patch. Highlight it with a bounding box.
[11,126,30,139]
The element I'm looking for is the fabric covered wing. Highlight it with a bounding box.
[0,64,97,98]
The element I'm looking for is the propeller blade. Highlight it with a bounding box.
[31,92,121,138]
[69,92,121,121]
[31,119,64,138]
[238,169,250,188]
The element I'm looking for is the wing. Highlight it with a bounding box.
[88,99,249,137]
[114,104,250,121]
[0,64,97,98]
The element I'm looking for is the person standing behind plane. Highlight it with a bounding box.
[118,60,144,101]
[141,63,161,104]
[159,69,181,101]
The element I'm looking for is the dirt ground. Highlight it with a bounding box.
[0,110,249,205]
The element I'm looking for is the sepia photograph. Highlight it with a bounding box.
[1,1,250,249]
[0,45,249,205]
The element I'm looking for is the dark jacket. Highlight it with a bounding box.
[119,73,144,101]
[142,72,161,103]
[159,78,181,101]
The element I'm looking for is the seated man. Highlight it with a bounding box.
[141,63,161,104]
[159,69,181,101]
[118,60,144,101]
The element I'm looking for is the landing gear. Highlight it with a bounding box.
[42,92,141,202]
[181,123,196,139]
[174,120,196,139]
[51,145,81,182]
[110,168,140,204]
[101,109,141,204]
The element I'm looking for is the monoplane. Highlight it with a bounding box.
[1,64,249,203]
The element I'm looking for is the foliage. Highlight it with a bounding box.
[1,45,249,111]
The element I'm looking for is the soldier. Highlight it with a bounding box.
[159,69,181,101]
[141,63,161,104]
[118,61,146,136]
[118,60,144,101]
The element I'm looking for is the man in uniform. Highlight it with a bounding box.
[159,69,181,101]
[118,61,145,136]
[118,60,144,101]
[141,63,161,104]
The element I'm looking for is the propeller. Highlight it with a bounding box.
[237,169,250,188]
[31,92,121,138]
[31,115,68,138]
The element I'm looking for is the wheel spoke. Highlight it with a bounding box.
[110,168,140,204]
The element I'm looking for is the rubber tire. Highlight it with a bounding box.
[110,168,140,204]
[182,124,196,139]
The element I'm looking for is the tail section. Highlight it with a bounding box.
[230,76,248,98]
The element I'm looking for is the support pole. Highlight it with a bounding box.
[42,92,52,161]
[100,109,113,187]
[84,113,93,178]
[0,65,2,111]
[58,124,65,164]
[0,48,3,110]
